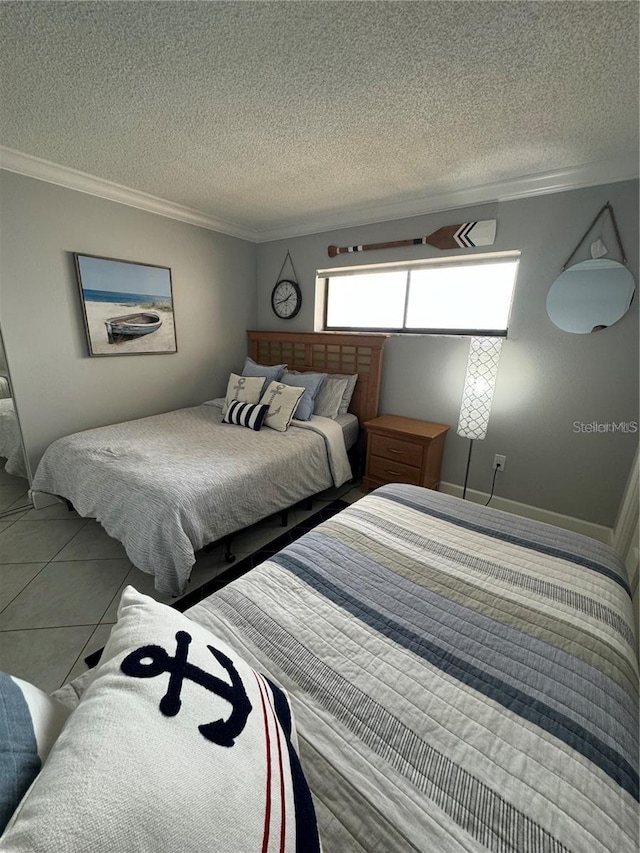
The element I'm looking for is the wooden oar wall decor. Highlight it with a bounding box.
[327,220,497,258]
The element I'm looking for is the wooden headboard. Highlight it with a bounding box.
[247,331,389,424]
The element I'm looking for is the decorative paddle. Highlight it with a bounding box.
[328,220,497,258]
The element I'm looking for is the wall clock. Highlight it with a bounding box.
[271,278,302,320]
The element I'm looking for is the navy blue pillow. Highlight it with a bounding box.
[223,400,269,431]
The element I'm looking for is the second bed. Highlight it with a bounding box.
[30,331,387,595]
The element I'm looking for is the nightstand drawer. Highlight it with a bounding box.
[368,455,421,486]
[369,434,424,467]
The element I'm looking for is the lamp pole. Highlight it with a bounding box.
[462,439,474,500]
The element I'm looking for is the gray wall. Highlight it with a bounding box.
[0,171,256,476]
[256,180,639,527]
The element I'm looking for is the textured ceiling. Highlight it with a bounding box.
[0,1,638,238]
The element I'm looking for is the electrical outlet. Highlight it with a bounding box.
[493,454,506,471]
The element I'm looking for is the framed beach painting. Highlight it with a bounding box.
[73,253,177,357]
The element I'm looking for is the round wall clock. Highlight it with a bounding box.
[271,278,302,319]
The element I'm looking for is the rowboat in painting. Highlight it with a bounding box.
[105,311,162,343]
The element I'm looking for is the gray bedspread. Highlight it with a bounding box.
[186,483,639,852]
[31,403,351,595]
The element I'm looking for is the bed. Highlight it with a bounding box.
[30,331,388,596]
[180,483,639,851]
[17,481,635,853]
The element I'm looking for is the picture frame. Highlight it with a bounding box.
[73,253,177,357]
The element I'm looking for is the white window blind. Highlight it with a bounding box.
[322,254,519,335]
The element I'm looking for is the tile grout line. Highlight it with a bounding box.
[0,517,91,566]
[44,517,93,564]
[60,558,137,685]
[54,555,134,686]
[95,561,135,625]
[0,561,51,616]
[61,623,107,686]
[0,484,30,517]
[58,505,331,684]
[0,509,89,620]
[1,514,117,688]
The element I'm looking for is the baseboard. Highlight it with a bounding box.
[439,481,613,544]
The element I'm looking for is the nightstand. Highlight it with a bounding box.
[362,415,450,493]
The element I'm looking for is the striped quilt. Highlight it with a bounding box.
[186,483,639,853]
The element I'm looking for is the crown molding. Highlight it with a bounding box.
[0,146,259,242]
[254,155,640,242]
[1,145,637,244]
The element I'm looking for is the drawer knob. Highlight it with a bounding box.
[386,469,402,476]
[387,448,402,454]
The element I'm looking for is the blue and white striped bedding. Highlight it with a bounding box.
[187,483,639,852]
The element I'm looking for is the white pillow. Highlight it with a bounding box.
[0,587,320,853]
[314,376,349,419]
[221,373,265,416]
[259,381,305,432]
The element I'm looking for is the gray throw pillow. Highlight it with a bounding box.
[280,371,327,420]
[314,376,349,419]
[330,373,359,414]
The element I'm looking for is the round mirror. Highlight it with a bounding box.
[546,258,635,334]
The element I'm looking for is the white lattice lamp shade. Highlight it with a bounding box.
[457,337,503,440]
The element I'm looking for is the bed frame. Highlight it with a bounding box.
[247,330,389,425]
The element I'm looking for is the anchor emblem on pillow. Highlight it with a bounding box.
[120,631,252,746]
[263,383,287,420]
[232,376,249,395]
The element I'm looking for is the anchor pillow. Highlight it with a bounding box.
[221,372,266,416]
[0,587,320,853]
[259,381,305,432]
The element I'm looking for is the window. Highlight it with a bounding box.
[321,253,519,335]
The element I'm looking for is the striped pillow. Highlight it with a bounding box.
[223,399,269,431]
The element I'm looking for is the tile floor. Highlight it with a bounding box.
[0,464,362,693]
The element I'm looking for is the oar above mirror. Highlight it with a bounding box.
[546,201,635,334]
